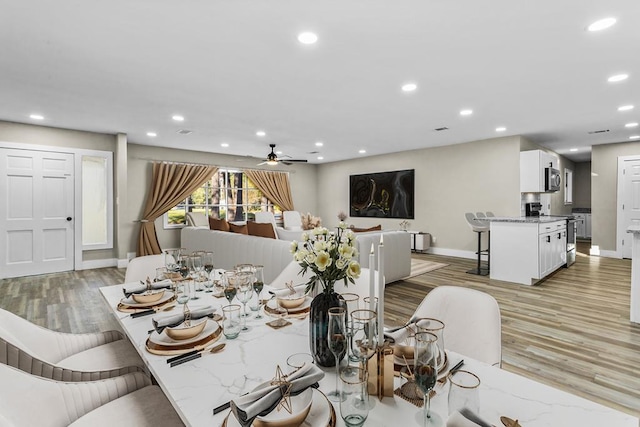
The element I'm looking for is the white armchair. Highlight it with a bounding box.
[185,212,209,227]
[254,211,303,241]
[0,364,183,427]
[282,211,303,231]
[0,308,146,381]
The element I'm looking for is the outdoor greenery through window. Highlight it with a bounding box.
[164,168,281,228]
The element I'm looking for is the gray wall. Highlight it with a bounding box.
[574,162,591,209]
[316,136,523,255]
[592,141,640,253]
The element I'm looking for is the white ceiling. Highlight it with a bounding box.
[1,1,639,164]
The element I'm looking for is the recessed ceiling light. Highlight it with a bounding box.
[460,109,473,116]
[315,141,323,147]
[358,149,366,154]
[298,32,318,45]
[29,114,44,120]
[221,142,229,147]
[256,130,266,137]
[401,83,417,92]
[570,148,578,152]
[146,132,157,137]
[625,122,638,128]
[618,105,634,112]
[317,156,324,160]
[608,74,629,82]
[495,127,506,132]
[172,115,185,122]
[587,17,616,32]
[630,135,640,140]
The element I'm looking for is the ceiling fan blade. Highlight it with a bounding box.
[286,159,308,163]
[257,160,268,166]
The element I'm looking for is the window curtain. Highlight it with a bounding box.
[244,170,294,212]
[137,162,218,256]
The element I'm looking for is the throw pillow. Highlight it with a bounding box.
[228,223,249,235]
[350,224,382,233]
[209,217,230,232]
[247,221,276,239]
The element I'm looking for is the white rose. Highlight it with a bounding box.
[290,241,298,254]
[347,261,361,279]
[315,251,332,271]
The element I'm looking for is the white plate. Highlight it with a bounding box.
[224,388,333,427]
[149,319,219,347]
[265,295,312,315]
[121,291,174,308]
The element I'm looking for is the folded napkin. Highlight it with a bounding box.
[123,279,173,298]
[446,409,492,427]
[384,323,414,343]
[271,284,307,298]
[152,305,216,334]
[230,363,324,427]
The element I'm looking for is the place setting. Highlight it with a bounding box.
[118,278,176,315]
[264,282,311,325]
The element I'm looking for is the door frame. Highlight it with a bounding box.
[616,155,640,259]
[0,141,114,274]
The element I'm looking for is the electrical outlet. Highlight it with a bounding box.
[432,236,437,244]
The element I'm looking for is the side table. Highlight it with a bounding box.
[406,230,431,253]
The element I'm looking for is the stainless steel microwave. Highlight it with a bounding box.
[545,167,561,192]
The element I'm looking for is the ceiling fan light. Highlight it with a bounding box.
[266,160,278,166]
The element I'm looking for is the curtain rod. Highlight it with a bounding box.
[130,156,295,173]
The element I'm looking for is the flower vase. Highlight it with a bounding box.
[309,288,346,367]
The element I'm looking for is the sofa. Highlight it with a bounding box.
[181,226,411,285]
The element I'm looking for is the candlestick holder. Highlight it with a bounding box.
[367,340,394,399]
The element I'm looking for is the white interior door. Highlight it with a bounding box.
[621,159,640,259]
[0,148,74,278]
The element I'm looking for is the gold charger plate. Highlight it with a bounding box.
[264,296,311,319]
[221,389,336,427]
[145,320,222,356]
[117,294,176,313]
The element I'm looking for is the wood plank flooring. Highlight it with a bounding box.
[1,241,639,417]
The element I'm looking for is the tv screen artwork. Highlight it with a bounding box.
[349,169,414,219]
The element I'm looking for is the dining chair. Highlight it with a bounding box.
[0,308,146,381]
[282,211,303,231]
[0,364,183,427]
[411,286,502,367]
[124,254,168,283]
[333,268,380,300]
[185,211,209,227]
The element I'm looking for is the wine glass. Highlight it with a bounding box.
[350,309,377,401]
[178,255,189,280]
[340,293,360,363]
[415,318,446,369]
[235,271,253,331]
[188,254,202,300]
[202,252,214,292]
[223,271,237,305]
[327,307,347,402]
[414,331,443,427]
[252,265,265,319]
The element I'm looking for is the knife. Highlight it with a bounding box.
[170,352,201,367]
[167,349,200,364]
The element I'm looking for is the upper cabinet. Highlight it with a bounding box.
[520,150,560,193]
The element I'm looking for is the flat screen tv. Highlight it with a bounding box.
[349,169,414,219]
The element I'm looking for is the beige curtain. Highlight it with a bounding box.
[137,162,218,256]
[244,170,294,212]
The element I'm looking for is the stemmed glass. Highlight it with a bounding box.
[350,309,378,401]
[415,318,446,369]
[188,254,202,300]
[235,271,254,331]
[252,265,265,319]
[178,255,189,280]
[202,252,214,292]
[327,307,347,402]
[340,293,360,363]
[414,331,443,427]
[223,271,237,305]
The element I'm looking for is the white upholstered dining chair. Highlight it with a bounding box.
[282,211,303,231]
[185,211,209,227]
[412,286,502,366]
[124,254,169,283]
[0,308,146,381]
[0,364,183,427]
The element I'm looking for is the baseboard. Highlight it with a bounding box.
[427,247,477,260]
[80,258,118,270]
[596,249,620,258]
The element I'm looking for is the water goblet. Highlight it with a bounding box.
[340,293,360,363]
[350,309,377,400]
[222,304,241,339]
[235,271,254,331]
[176,280,191,305]
[327,307,347,402]
[340,366,369,427]
[414,331,443,427]
[448,370,481,416]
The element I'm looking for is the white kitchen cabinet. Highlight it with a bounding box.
[490,219,566,285]
[575,213,592,239]
[520,150,559,193]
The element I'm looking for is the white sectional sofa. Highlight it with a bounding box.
[180,227,412,285]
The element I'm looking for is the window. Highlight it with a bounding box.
[164,168,281,228]
[564,168,573,205]
[81,153,113,249]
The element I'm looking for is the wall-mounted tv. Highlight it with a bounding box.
[349,169,414,219]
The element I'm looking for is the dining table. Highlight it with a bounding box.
[100,283,639,427]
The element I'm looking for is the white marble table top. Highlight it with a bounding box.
[100,284,638,427]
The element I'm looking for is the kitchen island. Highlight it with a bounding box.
[626,225,640,323]
[487,216,567,285]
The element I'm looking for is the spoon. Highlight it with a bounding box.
[208,343,226,354]
[500,416,521,427]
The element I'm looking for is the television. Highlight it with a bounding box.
[349,169,414,219]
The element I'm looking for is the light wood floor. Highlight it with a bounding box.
[1,242,639,417]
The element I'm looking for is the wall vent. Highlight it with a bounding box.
[177,129,193,135]
[434,127,449,131]
[587,129,609,134]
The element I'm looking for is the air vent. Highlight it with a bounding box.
[307,151,320,154]
[434,127,449,132]
[176,129,193,135]
[587,129,609,134]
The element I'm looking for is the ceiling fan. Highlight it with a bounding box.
[258,144,308,166]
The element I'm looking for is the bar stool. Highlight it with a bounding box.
[464,213,489,276]
[476,212,491,272]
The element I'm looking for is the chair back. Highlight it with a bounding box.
[485,211,496,217]
[185,212,209,227]
[282,211,303,231]
[333,268,380,301]
[124,254,166,283]
[412,286,502,366]
[254,211,279,238]
[464,212,488,232]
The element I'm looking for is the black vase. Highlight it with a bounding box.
[309,290,346,367]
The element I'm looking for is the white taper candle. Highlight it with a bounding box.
[369,243,375,311]
[378,235,384,345]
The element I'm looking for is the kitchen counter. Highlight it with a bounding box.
[483,215,571,223]
[626,225,640,323]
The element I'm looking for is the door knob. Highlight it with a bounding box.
[66,217,72,221]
